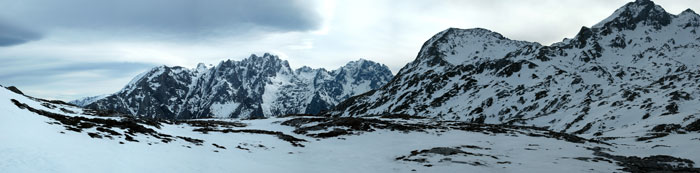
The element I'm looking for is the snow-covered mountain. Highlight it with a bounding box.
[329,0,700,137]
[69,94,109,107]
[86,53,393,119]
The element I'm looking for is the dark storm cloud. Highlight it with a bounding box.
[0,0,321,37]
[0,20,41,46]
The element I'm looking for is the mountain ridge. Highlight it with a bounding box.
[85,53,393,119]
[328,0,700,138]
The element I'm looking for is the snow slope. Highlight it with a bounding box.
[4,86,697,172]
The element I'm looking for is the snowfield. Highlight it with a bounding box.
[1,87,698,172]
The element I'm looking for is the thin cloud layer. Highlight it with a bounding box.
[0,57,156,100]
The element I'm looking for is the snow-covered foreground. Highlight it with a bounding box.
[1,87,698,172]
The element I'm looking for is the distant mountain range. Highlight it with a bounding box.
[328,0,700,136]
[83,54,393,119]
[73,0,700,138]
[69,94,108,107]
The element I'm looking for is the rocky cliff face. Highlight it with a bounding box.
[87,53,393,119]
[329,0,700,136]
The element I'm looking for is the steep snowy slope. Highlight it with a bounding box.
[87,53,393,119]
[3,85,698,172]
[329,0,700,138]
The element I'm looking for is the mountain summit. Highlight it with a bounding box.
[593,0,673,30]
[86,54,393,119]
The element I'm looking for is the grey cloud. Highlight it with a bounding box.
[1,61,152,80]
[0,58,155,88]
[0,0,321,38]
[0,20,41,46]
[0,58,158,100]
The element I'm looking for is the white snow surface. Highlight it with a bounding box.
[209,102,241,118]
[6,87,700,172]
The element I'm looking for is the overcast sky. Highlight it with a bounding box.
[0,0,698,100]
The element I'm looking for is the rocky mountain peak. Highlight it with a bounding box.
[682,8,697,15]
[195,63,208,70]
[343,58,370,67]
[86,54,394,119]
[412,27,539,69]
[340,58,388,73]
[678,8,700,24]
[213,53,293,78]
[243,53,287,66]
[593,0,671,30]
[295,66,315,73]
[334,58,393,88]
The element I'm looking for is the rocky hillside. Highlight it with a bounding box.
[329,0,700,137]
[86,53,393,119]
